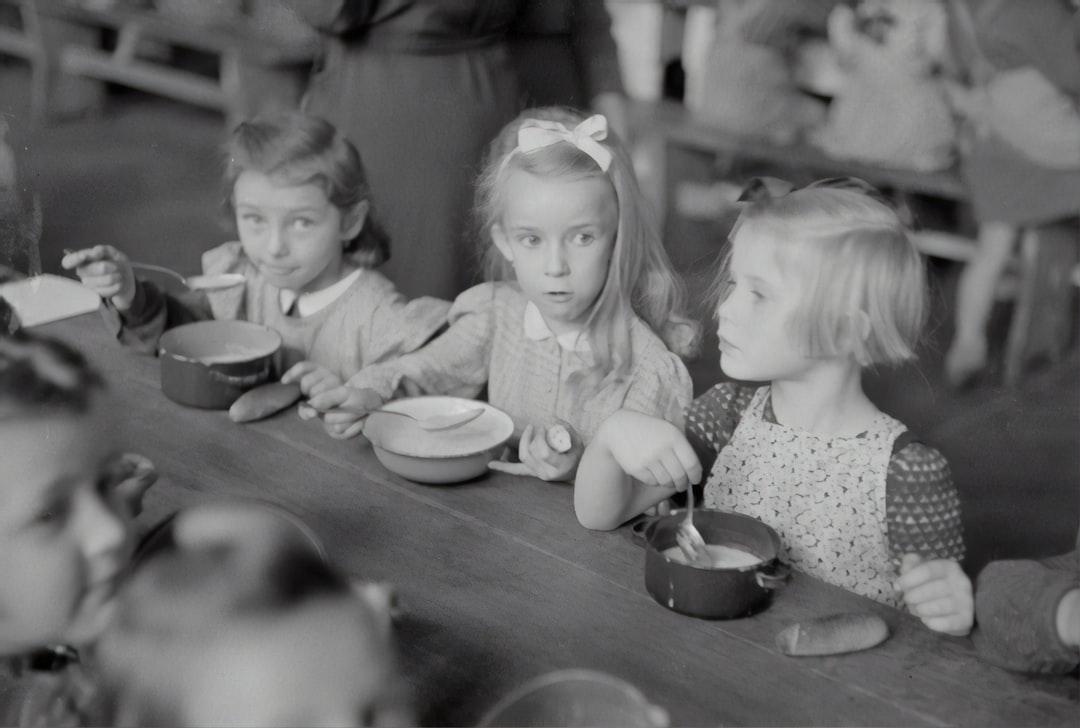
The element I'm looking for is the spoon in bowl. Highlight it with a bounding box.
[369,407,485,432]
[676,483,709,566]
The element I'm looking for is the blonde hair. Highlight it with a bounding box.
[717,185,928,367]
[474,107,699,394]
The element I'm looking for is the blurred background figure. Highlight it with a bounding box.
[695,0,831,144]
[809,0,957,171]
[290,0,525,302]
[943,0,1080,387]
[508,0,630,140]
[289,0,630,302]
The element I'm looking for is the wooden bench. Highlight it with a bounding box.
[0,0,318,126]
[634,100,1077,386]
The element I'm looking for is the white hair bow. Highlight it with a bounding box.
[515,114,612,172]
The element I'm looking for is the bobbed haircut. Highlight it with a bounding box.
[717,186,928,367]
[0,328,103,420]
[223,112,390,267]
[473,106,699,392]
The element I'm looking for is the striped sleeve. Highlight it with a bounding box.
[345,283,493,401]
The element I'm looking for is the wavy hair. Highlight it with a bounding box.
[473,107,699,395]
[223,112,390,267]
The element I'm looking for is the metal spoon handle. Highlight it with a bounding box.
[130,261,188,284]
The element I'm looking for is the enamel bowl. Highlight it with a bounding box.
[638,509,790,619]
[363,396,514,484]
[158,320,280,409]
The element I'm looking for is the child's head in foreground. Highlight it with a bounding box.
[97,501,411,727]
[715,178,927,382]
[475,106,699,385]
[0,330,134,656]
[224,112,390,293]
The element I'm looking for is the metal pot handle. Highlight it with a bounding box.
[627,514,662,545]
[755,560,792,590]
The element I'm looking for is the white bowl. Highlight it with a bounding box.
[363,396,514,484]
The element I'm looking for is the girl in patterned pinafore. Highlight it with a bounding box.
[576,179,974,636]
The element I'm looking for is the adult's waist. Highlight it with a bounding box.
[345,29,504,55]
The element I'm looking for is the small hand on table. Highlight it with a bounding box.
[489,421,584,482]
[895,553,974,636]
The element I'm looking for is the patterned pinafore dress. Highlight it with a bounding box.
[703,387,907,605]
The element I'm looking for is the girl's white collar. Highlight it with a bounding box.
[522,301,590,352]
[278,268,363,317]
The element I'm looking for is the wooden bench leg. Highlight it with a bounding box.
[1003,220,1080,386]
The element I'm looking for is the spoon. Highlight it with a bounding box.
[676,483,709,566]
[370,407,485,432]
[62,249,244,292]
[129,262,245,291]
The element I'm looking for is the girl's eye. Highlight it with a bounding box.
[241,213,264,226]
[750,289,766,301]
[572,232,595,246]
[518,235,541,247]
[291,217,315,231]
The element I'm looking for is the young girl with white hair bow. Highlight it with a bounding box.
[302,107,700,482]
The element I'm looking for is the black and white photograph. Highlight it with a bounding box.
[0,0,1077,725]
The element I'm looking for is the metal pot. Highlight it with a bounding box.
[158,320,281,410]
[637,509,790,619]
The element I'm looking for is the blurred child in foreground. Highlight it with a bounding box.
[0,329,154,726]
[972,532,1080,674]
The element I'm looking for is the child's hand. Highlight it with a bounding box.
[895,554,974,636]
[282,361,343,398]
[596,409,701,493]
[61,245,137,311]
[110,452,157,519]
[303,385,386,440]
[488,421,584,482]
[1056,589,1080,649]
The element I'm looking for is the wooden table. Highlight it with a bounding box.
[40,314,1078,726]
